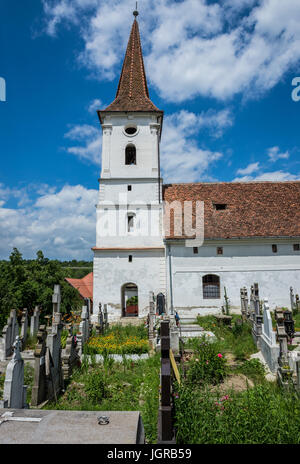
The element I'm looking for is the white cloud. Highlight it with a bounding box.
[161,111,223,182]
[0,184,98,260]
[64,124,102,164]
[267,146,290,162]
[42,0,300,102]
[88,98,102,113]
[236,162,260,175]
[233,170,300,182]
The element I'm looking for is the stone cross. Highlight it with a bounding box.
[31,325,47,407]
[30,306,40,337]
[290,287,296,313]
[20,308,28,351]
[62,331,80,381]
[52,284,61,316]
[96,303,104,336]
[103,304,108,330]
[0,310,19,360]
[46,308,64,401]
[3,336,27,409]
[240,287,248,321]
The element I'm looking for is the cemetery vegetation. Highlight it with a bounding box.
[84,324,149,355]
[0,248,87,330]
[44,353,160,444]
[175,316,300,444]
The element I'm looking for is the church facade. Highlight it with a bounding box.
[92,14,300,322]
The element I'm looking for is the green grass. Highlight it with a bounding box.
[195,315,258,360]
[0,373,4,401]
[175,382,300,444]
[44,353,160,444]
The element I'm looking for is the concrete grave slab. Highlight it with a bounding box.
[0,409,144,444]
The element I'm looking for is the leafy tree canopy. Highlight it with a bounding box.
[0,249,86,329]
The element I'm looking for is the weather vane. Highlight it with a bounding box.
[133,1,139,17]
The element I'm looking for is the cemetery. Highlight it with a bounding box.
[1,281,300,443]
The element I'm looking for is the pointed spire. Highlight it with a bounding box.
[103,16,161,113]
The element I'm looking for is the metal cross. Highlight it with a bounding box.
[0,411,42,426]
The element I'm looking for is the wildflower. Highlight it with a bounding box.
[217,353,223,358]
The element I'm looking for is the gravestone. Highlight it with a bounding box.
[148,292,155,348]
[252,283,263,346]
[78,306,90,356]
[2,337,27,409]
[260,299,279,372]
[103,304,108,331]
[96,303,104,336]
[240,287,248,321]
[30,306,40,337]
[0,310,19,360]
[46,309,64,401]
[31,325,47,406]
[52,284,61,316]
[61,326,80,381]
[290,287,296,314]
[157,293,165,316]
[275,309,293,388]
[20,309,28,351]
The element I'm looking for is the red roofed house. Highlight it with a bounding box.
[65,272,93,312]
[91,10,300,322]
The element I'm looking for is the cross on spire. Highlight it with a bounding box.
[133,2,139,17]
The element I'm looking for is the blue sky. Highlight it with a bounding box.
[0,0,300,260]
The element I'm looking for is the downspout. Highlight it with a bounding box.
[167,244,174,315]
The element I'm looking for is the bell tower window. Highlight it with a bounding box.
[125,145,136,165]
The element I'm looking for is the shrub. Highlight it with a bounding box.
[84,369,107,403]
[186,338,227,386]
[239,358,266,382]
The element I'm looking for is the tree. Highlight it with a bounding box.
[0,249,83,330]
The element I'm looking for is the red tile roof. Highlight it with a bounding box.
[162,182,300,240]
[101,19,162,113]
[65,272,93,301]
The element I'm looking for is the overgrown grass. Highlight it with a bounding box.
[175,382,300,444]
[24,364,34,404]
[0,373,4,400]
[44,353,160,444]
[85,323,149,355]
[195,315,258,360]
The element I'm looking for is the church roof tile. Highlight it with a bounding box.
[163,181,300,240]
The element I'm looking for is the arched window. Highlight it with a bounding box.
[121,283,138,317]
[202,274,220,299]
[125,145,136,165]
[127,213,136,232]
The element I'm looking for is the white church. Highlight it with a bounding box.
[90,11,300,322]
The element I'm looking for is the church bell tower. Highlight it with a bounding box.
[92,9,166,321]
